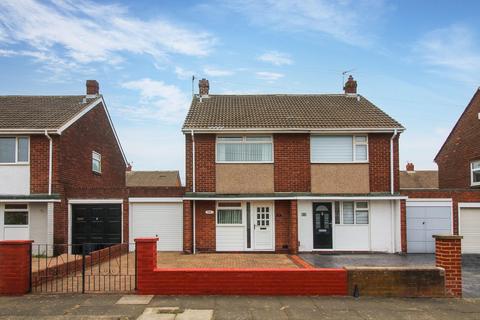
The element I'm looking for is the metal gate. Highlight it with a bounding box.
[30,243,136,293]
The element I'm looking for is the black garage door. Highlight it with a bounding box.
[72,204,122,254]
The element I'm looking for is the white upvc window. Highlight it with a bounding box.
[4,204,29,225]
[216,135,273,163]
[310,135,368,163]
[92,151,102,174]
[339,201,369,225]
[472,160,480,186]
[0,137,29,164]
[216,202,243,225]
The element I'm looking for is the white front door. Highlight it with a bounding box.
[252,202,274,250]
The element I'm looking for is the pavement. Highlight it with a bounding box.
[301,253,480,298]
[1,294,480,319]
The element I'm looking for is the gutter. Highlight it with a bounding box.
[44,130,53,195]
[390,129,399,195]
[190,130,196,254]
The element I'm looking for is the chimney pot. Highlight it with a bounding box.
[199,78,209,96]
[406,162,415,172]
[126,163,132,171]
[344,75,357,95]
[86,80,99,96]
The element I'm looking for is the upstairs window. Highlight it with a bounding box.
[92,151,102,174]
[472,160,480,186]
[311,135,368,163]
[0,137,29,164]
[216,136,273,163]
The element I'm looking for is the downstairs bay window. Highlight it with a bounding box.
[338,201,369,225]
[216,136,273,163]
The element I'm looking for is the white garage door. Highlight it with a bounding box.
[131,202,183,251]
[460,207,480,254]
[407,200,452,253]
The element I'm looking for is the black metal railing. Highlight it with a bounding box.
[30,243,136,294]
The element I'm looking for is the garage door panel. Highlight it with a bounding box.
[460,208,480,254]
[132,203,183,252]
[407,202,452,253]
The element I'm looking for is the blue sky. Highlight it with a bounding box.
[1,0,480,182]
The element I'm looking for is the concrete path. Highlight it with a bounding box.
[1,294,480,320]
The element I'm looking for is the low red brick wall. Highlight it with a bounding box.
[135,238,347,296]
[0,240,33,295]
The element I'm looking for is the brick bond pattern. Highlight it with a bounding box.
[0,241,32,295]
[29,103,127,245]
[434,235,463,297]
[436,90,480,189]
[135,238,348,296]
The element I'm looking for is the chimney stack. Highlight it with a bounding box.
[406,162,415,172]
[343,75,357,95]
[86,80,99,96]
[126,163,132,171]
[199,78,209,96]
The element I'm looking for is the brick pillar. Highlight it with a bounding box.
[0,240,33,295]
[183,200,193,253]
[433,235,463,297]
[400,199,407,253]
[289,200,298,254]
[135,238,158,295]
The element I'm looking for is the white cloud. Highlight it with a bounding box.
[120,78,190,123]
[225,0,387,46]
[257,51,293,66]
[174,66,195,80]
[203,66,234,77]
[414,24,480,84]
[0,0,216,70]
[256,71,284,81]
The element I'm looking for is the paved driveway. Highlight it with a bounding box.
[300,253,480,298]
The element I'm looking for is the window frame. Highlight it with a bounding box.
[215,135,274,164]
[0,136,30,165]
[4,203,29,226]
[92,151,102,174]
[310,134,369,164]
[216,202,244,226]
[471,160,480,187]
[337,201,369,225]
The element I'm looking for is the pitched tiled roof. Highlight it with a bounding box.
[400,171,439,189]
[0,95,98,129]
[126,171,181,187]
[183,94,404,130]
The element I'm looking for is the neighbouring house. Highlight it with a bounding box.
[0,80,128,254]
[400,163,438,190]
[126,170,185,251]
[402,88,480,254]
[181,76,407,254]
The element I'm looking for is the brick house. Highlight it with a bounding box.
[182,76,407,254]
[0,81,128,253]
[403,88,480,254]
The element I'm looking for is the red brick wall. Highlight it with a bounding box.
[369,133,400,193]
[135,238,348,296]
[58,103,126,198]
[0,240,32,295]
[195,201,216,252]
[402,189,480,234]
[436,90,480,189]
[400,199,407,253]
[127,187,185,198]
[434,236,463,297]
[289,200,298,254]
[183,200,193,253]
[275,200,290,252]
[30,135,53,194]
[274,133,310,192]
[185,134,216,192]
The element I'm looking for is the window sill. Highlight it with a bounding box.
[92,171,102,176]
[0,163,30,166]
